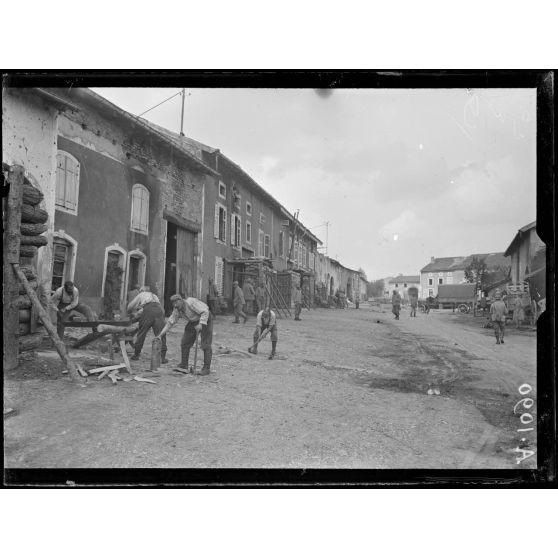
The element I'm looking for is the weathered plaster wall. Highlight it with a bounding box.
[2,89,58,291]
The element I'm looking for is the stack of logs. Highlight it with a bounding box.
[16,181,49,353]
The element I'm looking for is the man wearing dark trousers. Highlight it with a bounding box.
[127,287,167,363]
[51,281,96,338]
[156,294,213,375]
[248,307,278,360]
[293,285,302,321]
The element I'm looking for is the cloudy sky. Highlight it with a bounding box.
[92,87,536,280]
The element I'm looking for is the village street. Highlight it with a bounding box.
[4,304,537,470]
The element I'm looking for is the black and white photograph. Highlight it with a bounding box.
[2,71,554,485]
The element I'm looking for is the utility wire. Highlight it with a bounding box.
[137,90,184,117]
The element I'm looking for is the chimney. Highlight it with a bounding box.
[431,256,435,263]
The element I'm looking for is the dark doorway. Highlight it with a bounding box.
[164,222,177,315]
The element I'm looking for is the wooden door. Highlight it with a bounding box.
[176,226,196,299]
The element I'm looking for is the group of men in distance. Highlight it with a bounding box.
[389,287,510,345]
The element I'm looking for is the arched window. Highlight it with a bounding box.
[51,231,78,291]
[130,184,149,234]
[55,151,80,214]
[126,250,147,293]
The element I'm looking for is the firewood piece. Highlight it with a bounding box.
[21,204,48,224]
[97,324,138,335]
[90,363,127,376]
[22,183,44,206]
[18,331,43,352]
[133,376,156,384]
[20,235,47,247]
[76,365,88,377]
[20,223,48,236]
[19,245,38,258]
[19,281,38,295]
[19,308,32,323]
[119,339,133,374]
[16,295,32,309]
[13,263,83,383]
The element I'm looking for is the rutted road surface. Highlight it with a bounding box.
[4,303,537,469]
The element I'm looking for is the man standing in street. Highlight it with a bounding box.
[156,294,213,375]
[207,277,220,316]
[243,277,256,315]
[248,307,278,360]
[127,286,167,363]
[255,280,266,314]
[232,280,247,324]
[490,290,508,345]
[293,284,302,321]
[51,281,96,338]
[391,289,402,320]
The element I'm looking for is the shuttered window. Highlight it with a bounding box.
[52,241,70,290]
[246,221,252,244]
[55,151,80,214]
[264,234,270,258]
[131,184,149,234]
[279,231,284,257]
[231,214,241,247]
[215,203,227,243]
[214,256,224,296]
[258,229,264,257]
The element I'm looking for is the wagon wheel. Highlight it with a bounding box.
[457,303,469,314]
[419,304,427,313]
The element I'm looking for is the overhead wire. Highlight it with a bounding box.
[137,90,184,117]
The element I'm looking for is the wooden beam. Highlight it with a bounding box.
[3,165,24,370]
[13,263,84,383]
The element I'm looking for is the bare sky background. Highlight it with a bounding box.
[92,87,536,280]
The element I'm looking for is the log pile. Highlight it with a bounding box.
[16,179,48,353]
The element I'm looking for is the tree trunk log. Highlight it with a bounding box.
[20,234,47,247]
[12,263,83,383]
[20,223,48,236]
[19,280,38,294]
[18,331,44,352]
[21,204,48,224]
[22,183,44,206]
[19,245,38,258]
[3,165,24,370]
[20,265,37,280]
[97,324,139,335]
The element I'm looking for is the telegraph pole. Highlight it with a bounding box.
[179,88,186,136]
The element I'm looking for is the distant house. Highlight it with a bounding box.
[420,253,509,299]
[388,275,420,300]
[504,221,546,309]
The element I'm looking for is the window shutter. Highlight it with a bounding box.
[223,208,227,244]
[55,156,65,206]
[140,188,149,232]
[132,189,141,230]
[231,213,236,245]
[215,257,224,296]
[214,204,219,238]
[66,158,78,211]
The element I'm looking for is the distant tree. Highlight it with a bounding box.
[367,279,385,298]
[464,256,488,289]
[358,268,368,281]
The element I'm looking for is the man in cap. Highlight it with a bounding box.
[127,286,167,362]
[156,294,213,375]
[243,277,256,314]
[232,280,247,324]
[391,289,402,320]
[293,284,303,321]
[51,280,96,338]
[248,307,278,360]
[490,289,508,345]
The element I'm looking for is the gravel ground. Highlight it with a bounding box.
[4,303,537,469]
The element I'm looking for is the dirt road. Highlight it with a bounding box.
[4,303,537,469]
